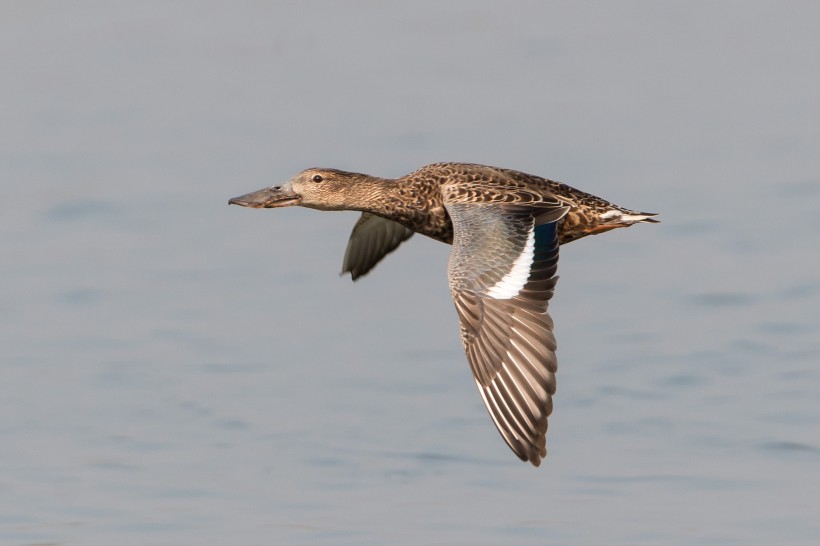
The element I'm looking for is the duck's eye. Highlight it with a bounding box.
[312,174,323,183]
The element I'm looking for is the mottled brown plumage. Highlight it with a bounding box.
[230,162,657,465]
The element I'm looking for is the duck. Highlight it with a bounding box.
[229,162,657,466]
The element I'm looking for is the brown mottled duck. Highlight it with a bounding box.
[230,162,657,466]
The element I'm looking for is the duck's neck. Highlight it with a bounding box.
[342,175,425,221]
[335,173,451,243]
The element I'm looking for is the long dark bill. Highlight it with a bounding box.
[228,186,302,208]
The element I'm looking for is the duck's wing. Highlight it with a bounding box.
[445,201,568,466]
[341,213,414,280]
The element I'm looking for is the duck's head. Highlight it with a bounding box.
[229,168,371,211]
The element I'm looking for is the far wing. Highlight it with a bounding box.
[341,213,414,280]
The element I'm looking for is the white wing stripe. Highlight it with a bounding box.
[485,228,534,299]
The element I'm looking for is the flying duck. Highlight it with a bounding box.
[229,162,657,466]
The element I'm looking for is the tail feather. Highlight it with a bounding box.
[635,212,660,224]
[599,210,660,225]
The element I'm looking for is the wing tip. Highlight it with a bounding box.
[339,266,365,281]
[518,444,547,467]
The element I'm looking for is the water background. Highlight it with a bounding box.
[2,2,819,544]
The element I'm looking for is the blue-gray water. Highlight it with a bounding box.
[2,2,819,544]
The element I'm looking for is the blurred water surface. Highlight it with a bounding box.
[2,2,819,544]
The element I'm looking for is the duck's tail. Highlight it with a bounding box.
[599,209,660,226]
[558,206,659,244]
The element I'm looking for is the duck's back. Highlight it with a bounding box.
[397,163,656,245]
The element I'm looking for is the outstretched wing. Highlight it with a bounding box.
[445,202,567,466]
[341,213,414,280]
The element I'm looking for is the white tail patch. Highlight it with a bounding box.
[486,228,534,299]
[599,210,655,225]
